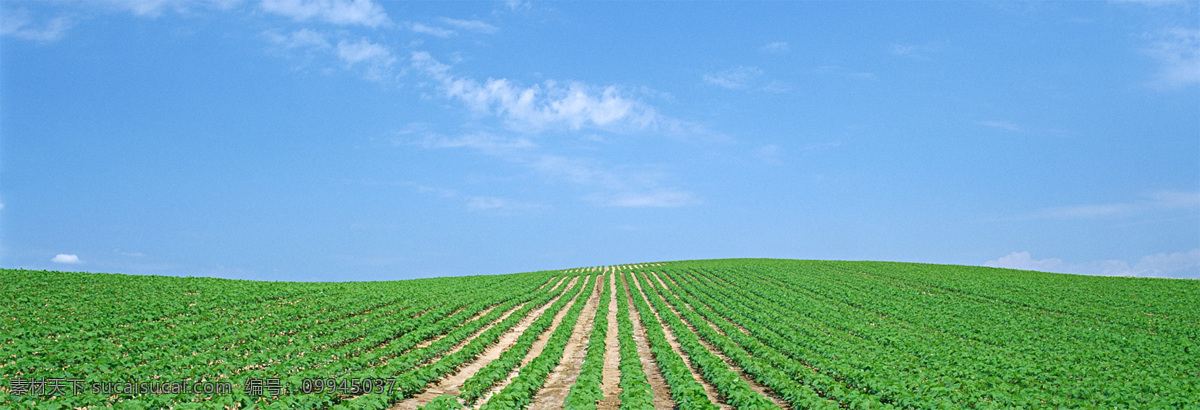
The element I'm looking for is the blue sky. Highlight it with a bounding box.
[2,0,1197,281]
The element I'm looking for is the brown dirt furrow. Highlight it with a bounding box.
[540,276,568,291]
[649,272,790,409]
[412,304,500,351]
[389,276,576,410]
[621,272,676,410]
[597,271,621,410]
[544,276,568,293]
[684,272,752,336]
[471,275,590,409]
[629,272,729,409]
[658,274,726,338]
[679,273,818,375]
[528,274,604,408]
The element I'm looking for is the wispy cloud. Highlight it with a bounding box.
[605,190,698,208]
[754,144,782,164]
[265,28,331,49]
[4,0,248,43]
[978,120,1075,138]
[86,0,236,17]
[335,38,395,80]
[703,66,791,93]
[889,41,947,59]
[411,51,677,134]
[102,0,185,16]
[266,28,395,78]
[408,128,699,208]
[336,38,392,65]
[504,0,530,11]
[409,131,537,152]
[1109,0,1191,6]
[1143,28,1200,89]
[439,18,497,34]
[52,254,82,264]
[409,22,455,37]
[0,9,73,43]
[532,155,700,208]
[889,44,919,56]
[261,0,389,27]
[703,66,763,90]
[264,29,399,81]
[408,183,547,213]
[528,155,625,189]
[760,41,789,54]
[1031,190,1200,219]
[405,51,707,208]
[985,249,1200,278]
[813,65,876,81]
[978,120,1022,132]
[803,141,842,151]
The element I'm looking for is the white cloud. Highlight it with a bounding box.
[1148,190,1200,209]
[208,0,244,10]
[803,141,842,151]
[1134,249,1200,277]
[412,132,536,151]
[103,0,180,16]
[412,131,699,208]
[703,66,763,90]
[529,155,697,208]
[331,39,396,81]
[411,51,668,133]
[465,196,539,211]
[405,52,707,207]
[986,251,1073,272]
[266,28,331,49]
[34,0,244,21]
[1032,190,1200,219]
[890,44,918,56]
[261,0,389,27]
[813,65,877,81]
[409,22,455,38]
[606,190,698,208]
[889,41,946,59]
[0,10,73,43]
[1144,28,1200,89]
[265,29,400,81]
[504,0,530,11]
[1038,203,1133,218]
[439,18,498,34]
[703,66,791,93]
[761,80,791,93]
[755,144,781,163]
[409,183,545,213]
[978,120,1022,132]
[411,50,452,75]
[52,254,81,264]
[986,249,1200,278]
[336,38,393,65]
[760,41,789,54]
[1110,0,1190,5]
[529,155,623,188]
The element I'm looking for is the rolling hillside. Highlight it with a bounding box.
[2,259,1197,408]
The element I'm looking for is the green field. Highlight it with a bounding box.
[2,259,1198,409]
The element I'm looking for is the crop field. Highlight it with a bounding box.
[2,259,1198,409]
